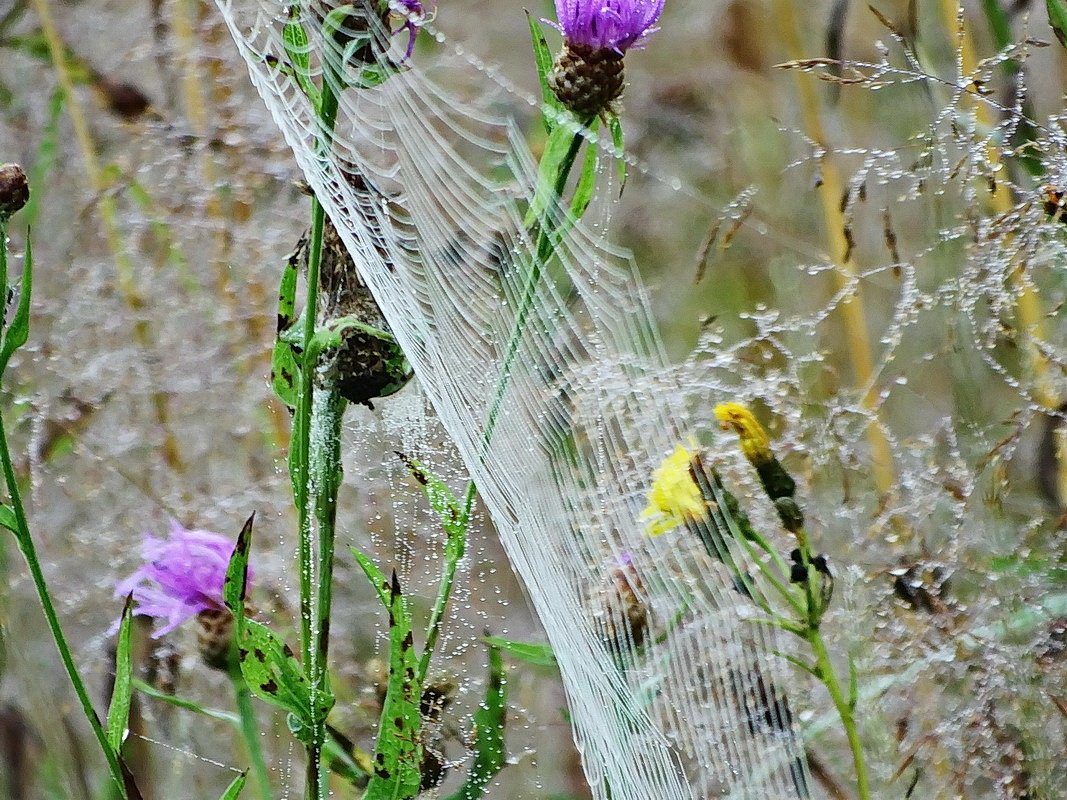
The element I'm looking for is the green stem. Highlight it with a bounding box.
[231,669,273,800]
[0,407,128,797]
[472,129,587,480]
[422,128,589,679]
[809,630,870,800]
[294,69,340,800]
[417,531,460,683]
[311,389,344,698]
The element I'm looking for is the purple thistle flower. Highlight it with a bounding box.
[551,0,665,54]
[115,520,247,637]
[391,0,434,60]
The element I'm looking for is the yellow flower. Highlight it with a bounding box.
[714,403,772,465]
[641,444,707,536]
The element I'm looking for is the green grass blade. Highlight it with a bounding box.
[0,235,32,374]
[482,636,557,667]
[526,11,563,133]
[443,643,507,800]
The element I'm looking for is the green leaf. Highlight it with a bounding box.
[609,117,626,187]
[0,236,32,375]
[0,505,17,534]
[223,514,255,613]
[271,339,301,410]
[526,11,563,134]
[1049,0,1067,48]
[282,14,320,106]
[321,4,359,89]
[106,595,135,754]
[305,315,398,362]
[361,572,423,800]
[349,544,391,606]
[770,649,821,680]
[569,117,600,221]
[443,643,507,800]
[482,636,557,668]
[526,123,580,229]
[396,454,465,556]
[223,514,325,738]
[271,247,302,409]
[131,679,239,725]
[219,770,248,800]
[235,618,321,739]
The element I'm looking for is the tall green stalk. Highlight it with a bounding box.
[231,667,274,800]
[291,49,341,800]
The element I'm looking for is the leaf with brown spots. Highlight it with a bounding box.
[359,568,423,800]
[396,456,466,562]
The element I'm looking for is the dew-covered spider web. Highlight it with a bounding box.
[205,0,1067,797]
[217,1,813,798]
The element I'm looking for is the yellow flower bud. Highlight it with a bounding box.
[714,403,772,465]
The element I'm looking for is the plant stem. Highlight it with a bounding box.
[809,630,870,800]
[0,407,129,797]
[417,528,461,683]
[311,388,344,700]
[473,130,587,473]
[294,65,340,800]
[231,669,273,800]
[0,222,128,796]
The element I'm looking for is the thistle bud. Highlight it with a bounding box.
[550,43,625,118]
[714,402,797,501]
[547,0,664,118]
[0,164,29,221]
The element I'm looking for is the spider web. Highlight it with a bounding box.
[215,0,810,797]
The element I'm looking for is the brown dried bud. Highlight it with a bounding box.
[0,164,29,220]
[196,608,235,670]
[98,79,152,120]
[600,558,649,655]
[549,43,625,119]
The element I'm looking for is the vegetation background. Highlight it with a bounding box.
[0,0,1065,798]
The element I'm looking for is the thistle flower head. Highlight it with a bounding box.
[714,403,772,465]
[551,0,665,53]
[641,444,706,536]
[115,520,247,637]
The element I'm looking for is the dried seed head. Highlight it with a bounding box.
[599,556,649,654]
[549,42,625,119]
[291,216,413,407]
[0,164,29,221]
[196,608,235,670]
